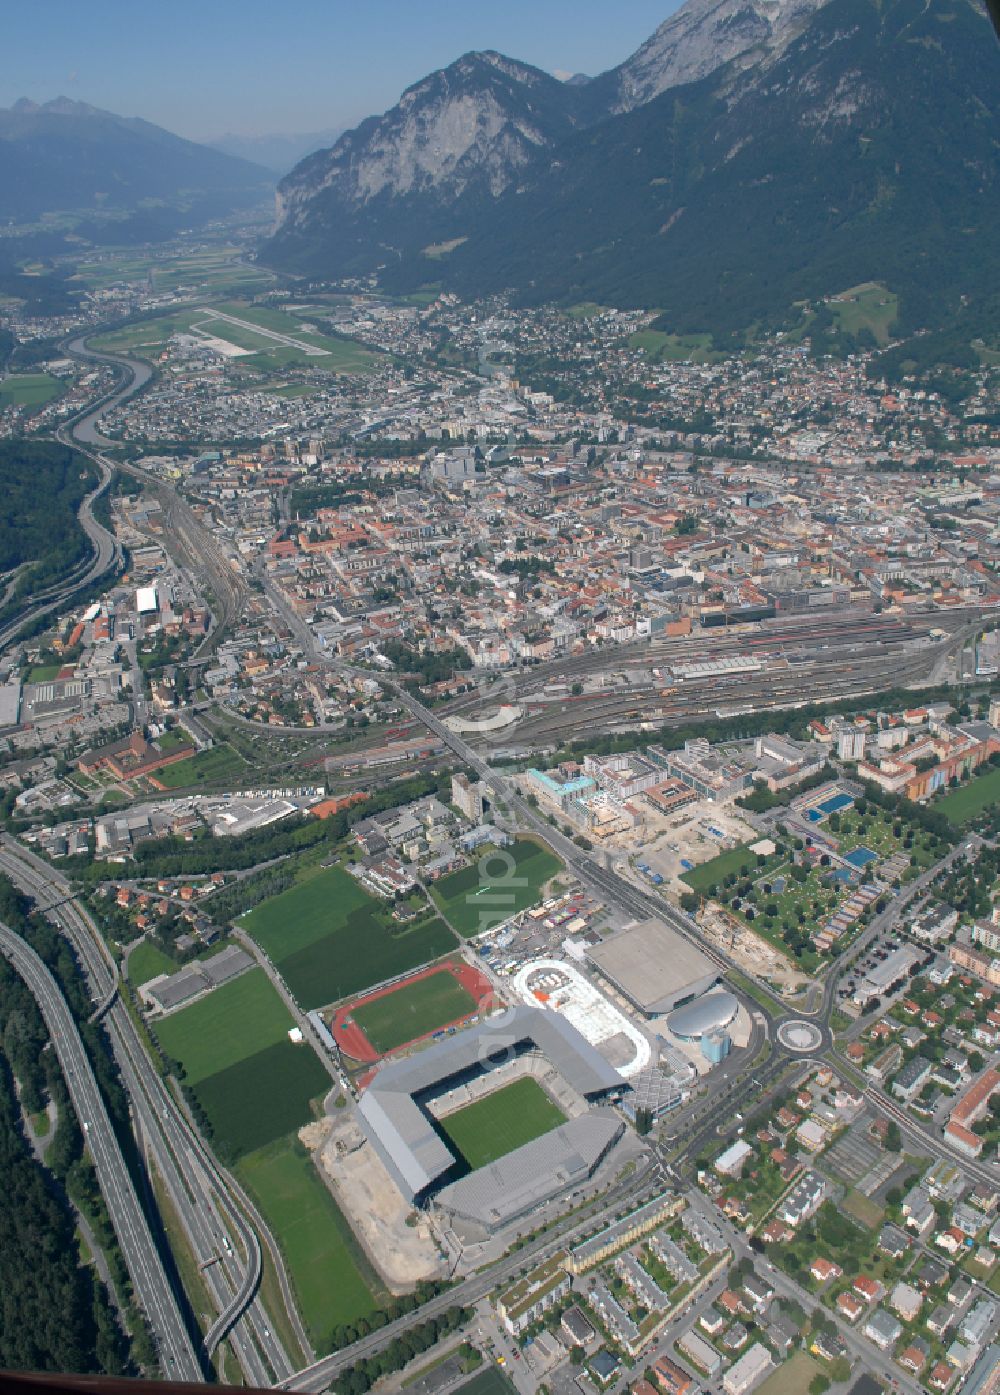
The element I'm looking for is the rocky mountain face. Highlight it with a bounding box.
[262,0,999,339]
[268,51,600,276]
[603,0,832,109]
[0,97,271,223]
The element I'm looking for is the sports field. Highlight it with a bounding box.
[0,373,63,409]
[153,965,376,1345]
[351,969,477,1055]
[241,863,457,1008]
[452,1371,517,1395]
[430,839,563,937]
[238,1137,378,1351]
[154,967,290,1082]
[937,764,1000,825]
[127,941,176,987]
[438,1077,566,1171]
[154,967,329,1157]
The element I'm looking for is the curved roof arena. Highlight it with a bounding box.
[666,989,739,1040]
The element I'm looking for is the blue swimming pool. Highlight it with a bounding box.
[806,809,822,823]
[818,793,855,815]
[844,847,877,868]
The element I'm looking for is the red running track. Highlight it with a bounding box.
[330,958,495,1065]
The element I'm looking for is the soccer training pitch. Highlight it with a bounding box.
[153,966,329,1158]
[430,838,563,937]
[241,863,457,1008]
[438,1077,566,1171]
[351,969,477,1054]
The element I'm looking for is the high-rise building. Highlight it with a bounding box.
[451,771,484,823]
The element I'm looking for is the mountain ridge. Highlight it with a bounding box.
[0,96,272,224]
[260,0,999,341]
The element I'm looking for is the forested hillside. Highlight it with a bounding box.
[0,440,96,599]
[0,878,132,1375]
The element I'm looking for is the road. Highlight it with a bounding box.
[0,838,305,1385]
[281,1149,668,1393]
[0,918,201,1381]
[63,333,249,660]
[0,332,155,653]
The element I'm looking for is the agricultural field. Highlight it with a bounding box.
[352,969,477,1055]
[829,282,898,345]
[237,1138,378,1350]
[439,1077,566,1172]
[430,838,563,937]
[72,246,273,297]
[0,373,63,409]
[241,862,457,1008]
[153,743,247,788]
[936,764,1000,826]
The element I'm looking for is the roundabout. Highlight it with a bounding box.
[776,1018,825,1054]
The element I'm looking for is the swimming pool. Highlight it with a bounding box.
[818,793,855,816]
[844,847,877,868]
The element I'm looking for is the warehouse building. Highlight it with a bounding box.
[587,918,719,1017]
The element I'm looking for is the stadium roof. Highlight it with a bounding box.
[587,918,718,1015]
[666,989,739,1040]
[435,1114,623,1232]
[357,1006,623,1202]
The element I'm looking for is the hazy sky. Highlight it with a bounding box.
[2,0,682,141]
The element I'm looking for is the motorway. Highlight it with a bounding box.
[0,918,201,1380]
[0,838,305,1386]
[0,333,153,653]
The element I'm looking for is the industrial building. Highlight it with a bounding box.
[356,1006,623,1230]
[587,918,719,1016]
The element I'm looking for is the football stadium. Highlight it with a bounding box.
[357,1006,625,1238]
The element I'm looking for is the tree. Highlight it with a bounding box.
[809,1377,831,1395]
[885,1121,902,1152]
[570,1347,585,1366]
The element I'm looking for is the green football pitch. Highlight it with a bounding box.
[438,1077,566,1171]
[351,970,477,1054]
[430,838,562,937]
